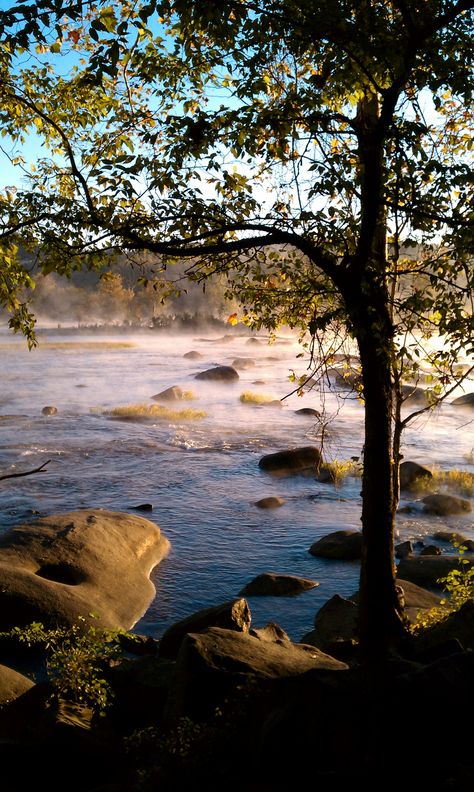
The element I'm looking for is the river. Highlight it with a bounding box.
[0,326,473,640]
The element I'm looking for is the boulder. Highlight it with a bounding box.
[130,503,153,512]
[194,365,239,382]
[0,665,34,705]
[329,367,361,390]
[395,540,413,559]
[41,406,58,416]
[158,598,251,660]
[451,393,474,407]
[151,385,185,402]
[254,496,285,509]
[294,408,321,417]
[302,595,358,650]
[433,531,474,551]
[397,556,473,588]
[422,493,472,515]
[166,626,347,721]
[239,572,319,597]
[231,357,255,369]
[309,530,363,560]
[183,351,202,359]
[258,446,322,475]
[0,510,170,631]
[399,461,432,489]
[414,601,474,654]
[317,466,336,484]
[395,578,443,623]
[246,337,261,345]
[420,545,441,556]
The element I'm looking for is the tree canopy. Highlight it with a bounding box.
[0,0,473,657]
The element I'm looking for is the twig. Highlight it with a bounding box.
[0,460,51,482]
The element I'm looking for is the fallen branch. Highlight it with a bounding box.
[0,459,51,482]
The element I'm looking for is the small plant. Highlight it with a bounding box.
[96,403,207,420]
[406,466,473,497]
[412,545,474,633]
[239,391,276,405]
[321,458,363,487]
[3,616,123,713]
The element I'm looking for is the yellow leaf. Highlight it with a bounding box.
[227,313,239,325]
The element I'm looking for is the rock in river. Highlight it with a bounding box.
[309,529,363,560]
[422,493,472,515]
[194,365,239,382]
[259,446,322,475]
[158,598,251,660]
[399,460,432,489]
[0,510,170,632]
[451,392,474,407]
[239,572,319,597]
[151,385,186,402]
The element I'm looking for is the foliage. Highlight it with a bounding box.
[0,0,473,651]
[406,466,474,497]
[239,390,277,405]
[4,616,123,713]
[413,545,474,632]
[321,459,363,487]
[97,403,207,420]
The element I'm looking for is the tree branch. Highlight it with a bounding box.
[0,459,51,482]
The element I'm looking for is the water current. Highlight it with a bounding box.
[0,327,473,640]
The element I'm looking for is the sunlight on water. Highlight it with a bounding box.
[0,326,472,640]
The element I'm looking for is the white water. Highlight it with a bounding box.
[0,327,473,640]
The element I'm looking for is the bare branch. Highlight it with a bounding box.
[0,459,51,482]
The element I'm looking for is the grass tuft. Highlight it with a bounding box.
[95,403,207,420]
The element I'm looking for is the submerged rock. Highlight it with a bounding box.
[294,407,321,417]
[231,357,255,369]
[422,493,472,515]
[239,572,319,597]
[0,510,170,631]
[259,446,322,475]
[309,530,363,560]
[194,365,239,382]
[183,350,202,359]
[41,405,58,416]
[254,496,285,509]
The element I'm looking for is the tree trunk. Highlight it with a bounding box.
[351,289,407,660]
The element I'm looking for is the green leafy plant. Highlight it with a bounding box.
[4,616,123,713]
[413,546,474,632]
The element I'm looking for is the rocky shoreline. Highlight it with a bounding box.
[0,507,472,790]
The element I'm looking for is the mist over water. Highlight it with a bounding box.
[0,326,473,640]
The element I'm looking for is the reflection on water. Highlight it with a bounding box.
[0,328,473,640]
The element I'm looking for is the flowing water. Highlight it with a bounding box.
[0,327,473,640]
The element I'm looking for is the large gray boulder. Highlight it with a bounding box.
[158,598,251,660]
[422,493,472,515]
[194,366,239,382]
[397,556,473,588]
[309,530,363,560]
[0,510,170,631]
[399,461,432,489]
[166,626,347,721]
[239,572,319,597]
[259,446,322,475]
